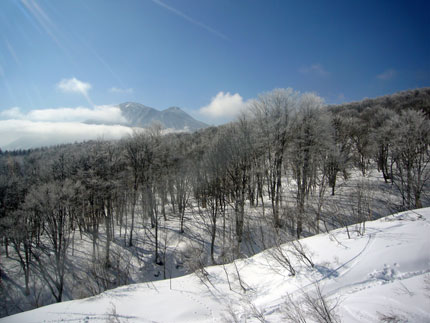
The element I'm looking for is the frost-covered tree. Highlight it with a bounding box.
[27,180,75,302]
[324,113,352,195]
[217,117,255,254]
[348,114,374,176]
[251,88,298,227]
[368,107,396,183]
[389,109,430,209]
[289,93,331,238]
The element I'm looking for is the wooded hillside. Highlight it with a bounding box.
[0,88,429,317]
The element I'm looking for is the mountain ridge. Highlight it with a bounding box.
[118,102,208,131]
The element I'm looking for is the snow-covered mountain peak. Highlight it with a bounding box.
[118,102,207,131]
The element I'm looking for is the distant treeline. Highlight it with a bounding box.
[328,87,430,117]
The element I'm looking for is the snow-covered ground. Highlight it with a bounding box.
[2,207,429,322]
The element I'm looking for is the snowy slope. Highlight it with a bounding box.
[2,208,430,323]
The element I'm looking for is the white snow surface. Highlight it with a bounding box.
[2,208,430,322]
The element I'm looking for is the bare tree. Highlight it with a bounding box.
[289,93,331,238]
[348,114,374,176]
[216,118,255,255]
[283,282,341,323]
[389,109,430,209]
[123,132,144,246]
[28,180,74,302]
[350,180,373,236]
[6,209,34,296]
[325,113,352,195]
[251,88,298,228]
[368,107,396,183]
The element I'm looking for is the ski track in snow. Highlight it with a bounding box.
[258,233,377,317]
[174,277,215,323]
[325,223,429,300]
[329,268,430,299]
[259,213,430,322]
[323,233,376,297]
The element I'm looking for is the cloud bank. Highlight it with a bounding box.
[0,105,126,123]
[199,91,250,123]
[0,120,133,150]
[0,105,131,150]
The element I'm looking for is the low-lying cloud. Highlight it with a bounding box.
[199,91,250,123]
[0,120,133,150]
[0,105,131,150]
[0,105,126,123]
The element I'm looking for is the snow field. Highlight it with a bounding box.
[2,208,429,322]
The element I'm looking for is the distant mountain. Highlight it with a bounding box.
[118,102,208,131]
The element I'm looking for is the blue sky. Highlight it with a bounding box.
[0,0,429,148]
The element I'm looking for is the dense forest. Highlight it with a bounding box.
[0,88,429,317]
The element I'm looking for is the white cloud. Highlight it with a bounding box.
[0,107,25,119]
[0,105,131,149]
[0,120,133,150]
[299,64,329,77]
[57,77,92,96]
[377,69,396,80]
[110,87,134,94]
[0,105,126,124]
[199,92,249,122]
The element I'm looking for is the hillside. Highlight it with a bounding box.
[0,88,428,321]
[2,208,429,323]
[328,87,430,117]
